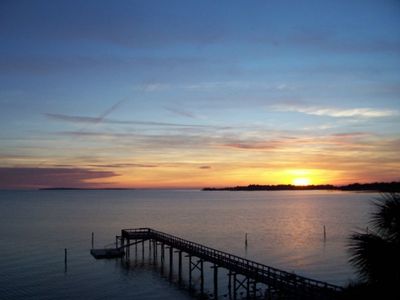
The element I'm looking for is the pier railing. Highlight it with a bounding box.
[121,228,342,299]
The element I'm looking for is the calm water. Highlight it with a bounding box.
[0,190,375,299]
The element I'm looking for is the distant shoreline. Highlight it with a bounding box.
[203,182,400,192]
[38,187,136,191]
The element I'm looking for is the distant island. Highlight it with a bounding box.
[203,182,400,192]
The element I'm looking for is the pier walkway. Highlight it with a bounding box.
[114,228,342,299]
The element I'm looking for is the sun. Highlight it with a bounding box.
[292,178,311,186]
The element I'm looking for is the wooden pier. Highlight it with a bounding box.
[99,228,343,299]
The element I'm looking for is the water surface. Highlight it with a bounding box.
[0,190,374,299]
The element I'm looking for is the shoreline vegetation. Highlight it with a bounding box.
[203,182,400,192]
[38,187,136,191]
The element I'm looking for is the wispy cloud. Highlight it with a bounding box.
[89,163,158,168]
[164,106,197,119]
[45,113,230,129]
[272,104,398,118]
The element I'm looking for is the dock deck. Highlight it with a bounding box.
[90,248,124,259]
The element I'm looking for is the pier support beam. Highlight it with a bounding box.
[169,246,173,278]
[177,250,182,284]
[135,239,138,258]
[187,256,204,294]
[161,243,165,263]
[200,259,204,295]
[153,240,157,261]
[161,243,165,274]
[212,264,219,299]
[228,271,232,299]
[233,272,237,300]
[252,281,257,299]
[188,255,192,291]
[126,238,130,258]
[149,238,151,257]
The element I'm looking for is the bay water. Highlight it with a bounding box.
[0,190,375,299]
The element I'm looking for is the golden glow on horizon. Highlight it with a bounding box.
[292,178,311,186]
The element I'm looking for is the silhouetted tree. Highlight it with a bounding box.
[346,193,400,299]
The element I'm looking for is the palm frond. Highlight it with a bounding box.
[371,193,400,241]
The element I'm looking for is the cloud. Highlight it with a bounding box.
[199,165,211,169]
[222,141,280,150]
[0,167,118,189]
[164,107,197,119]
[89,163,158,168]
[272,104,398,118]
[45,113,230,129]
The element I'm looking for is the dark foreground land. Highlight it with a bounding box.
[203,182,400,192]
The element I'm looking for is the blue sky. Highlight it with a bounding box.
[0,0,399,188]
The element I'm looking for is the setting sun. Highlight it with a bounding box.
[292,178,311,186]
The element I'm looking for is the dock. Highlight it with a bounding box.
[94,228,343,299]
[90,248,124,259]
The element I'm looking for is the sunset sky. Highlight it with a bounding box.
[0,0,399,189]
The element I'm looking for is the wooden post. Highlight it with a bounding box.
[228,271,232,299]
[149,238,151,257]
[233,272,237,300]
[200,260,204,295]
[323,225,327,241]
[252,281,257,299]
[213,264,218,299]
[161,243,164,274]
[91,232,94,249]
[153,240,157,261]
[127,239,130,258]
[64,248,67,265]
[178,251,182,284]
[245,233,248,248]
[188,255,192,291]
[169,246,173,278]
[246,277,250,299]
[161,243,165,264]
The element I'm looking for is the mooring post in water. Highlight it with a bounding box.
[91,232,94,249]
[323,225,327,241]
[64,248,67,265]
[245,233,248,247]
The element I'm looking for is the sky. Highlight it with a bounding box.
[0,0,399,189]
